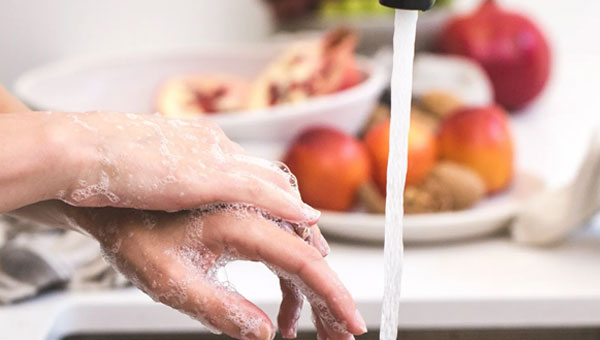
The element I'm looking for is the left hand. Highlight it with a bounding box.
[44,111,320,224]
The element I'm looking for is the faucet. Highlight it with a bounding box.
[379,0,436,10]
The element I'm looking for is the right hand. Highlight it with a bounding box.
[14,201,366,340]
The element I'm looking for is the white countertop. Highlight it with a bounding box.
[3,1,600,339]
[2,223,600,339]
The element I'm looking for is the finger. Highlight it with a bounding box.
[217,214,366,335]
[224,145,300,197]
[279,222,327,257]
[208,171,320,224]
[279,276,353,340]
[273,161,300,194]
[110,238,274,340]
[180,277,275,340]
[278,222,326,261]
[278,278,304,339]
[231,155,301,198]
[293,223,312,241]
[313,310,330,340]
[313,307,355,340]
[277,223,325,338]
[224,139,247,154]
[309,225,330,257]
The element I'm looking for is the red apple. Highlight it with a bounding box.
[283,127,371,211]
[438,0,551,110]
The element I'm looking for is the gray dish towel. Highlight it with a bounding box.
[0,216,129,305]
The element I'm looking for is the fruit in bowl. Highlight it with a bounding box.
[404,161,486,214]
[156,74,249,118]
[281,88,514,215]
[156,28,365,118]
[248,28,363,109]
[283,127,371,211]
[438,0,551,110]
[364,116,438,195]
[412,53,495,108]
[438,105,514,194]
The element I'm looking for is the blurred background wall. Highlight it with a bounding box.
[0,0,273,87]
[0,0,598,91]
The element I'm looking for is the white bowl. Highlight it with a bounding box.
[14,45,387,144]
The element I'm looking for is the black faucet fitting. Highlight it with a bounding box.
[379,0,436,11]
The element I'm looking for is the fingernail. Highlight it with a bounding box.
[283,328,297,339]
[354,309,368,334]
[320,236,331,257]
[297,225,311,240]
[303,203,321,221]
[316,333,328,340]
[260,323,275,340]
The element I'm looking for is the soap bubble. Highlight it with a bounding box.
[69,171,120,205]
[269,264,347,334]
[227,302,263,340]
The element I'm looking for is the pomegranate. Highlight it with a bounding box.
[248,28,363,109]
[438,0,551,110]
[156,75,249,118]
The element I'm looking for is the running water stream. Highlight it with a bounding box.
[380,10,419,340]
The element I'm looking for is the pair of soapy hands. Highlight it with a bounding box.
[1,87,366,340]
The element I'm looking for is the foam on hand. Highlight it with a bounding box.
[93,201,328,340]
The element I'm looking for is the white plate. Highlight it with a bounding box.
[320,172,544,243]
[244,143,546,244]
[14,44,387,145]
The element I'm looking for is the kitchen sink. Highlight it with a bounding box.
[61,328,600,340]
[43,289,600,340]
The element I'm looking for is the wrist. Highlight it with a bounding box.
[43,112,99,201]
[0,112,88,212]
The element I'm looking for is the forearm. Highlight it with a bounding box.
[0,112,78,213]
[0,85,126,235]
[8,200,80,231]
[8,199,115,236]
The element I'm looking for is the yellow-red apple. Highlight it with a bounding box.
[439,106,514,193]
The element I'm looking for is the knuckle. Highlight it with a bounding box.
[299,246,324,272]
[198,117,220,130]
[247,178,266,199]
